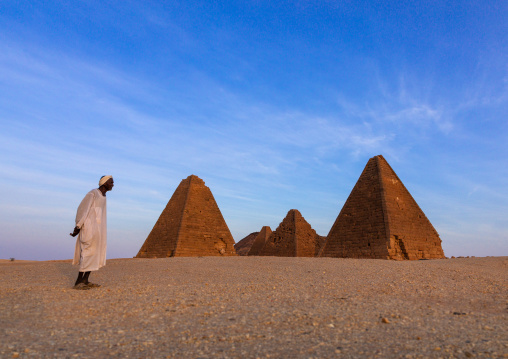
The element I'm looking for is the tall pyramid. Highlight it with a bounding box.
[247,226,272,256]
[136,175,237,257]
[320,155,445,260]
[259,210,325,257]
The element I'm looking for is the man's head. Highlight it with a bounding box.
[99,175,114,191]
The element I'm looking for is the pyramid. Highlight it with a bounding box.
[247,226,272,256]
[259,210,325,257]
[136,175,237,257]
[234,232,259,256]
[320,155,445,260]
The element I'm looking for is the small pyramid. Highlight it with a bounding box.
[234,232,260,256]
[247,226,272,256]
[136,175,237,257]
[259,210,324,257]
[320,155,445,260]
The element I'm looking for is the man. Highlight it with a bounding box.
[70,175,114,290]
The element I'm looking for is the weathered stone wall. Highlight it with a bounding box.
[378,158,445,260]
[320,155,445,260]
[136,175,237,257]
[295,214,326,257]
[320,157,389,258]
[136,175,189,258]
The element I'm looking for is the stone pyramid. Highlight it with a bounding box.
[247,226,272,256]
[136,175,237,257]
[320,155,445,260]
[259,210,325,257]
[234,232,259,256]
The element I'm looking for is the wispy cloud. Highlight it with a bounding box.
[1,27,507,259]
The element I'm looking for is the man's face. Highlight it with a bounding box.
[105,178,114,191]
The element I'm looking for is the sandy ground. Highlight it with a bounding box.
[0,256,506,359]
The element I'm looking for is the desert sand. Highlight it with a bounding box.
[0,256,506,358]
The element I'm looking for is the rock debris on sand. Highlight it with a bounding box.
[1,256,507,358]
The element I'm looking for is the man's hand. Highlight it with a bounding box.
[70,227,80,237]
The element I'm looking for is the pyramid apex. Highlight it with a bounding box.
[369,154,386,162]
[287,209,301,216]
[185,174,205,185]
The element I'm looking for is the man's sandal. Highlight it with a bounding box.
[73,283,91,290]
[86,282,101,288]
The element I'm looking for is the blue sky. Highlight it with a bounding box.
[0,1,506,260]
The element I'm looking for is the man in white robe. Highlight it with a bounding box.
[70,175,114,290]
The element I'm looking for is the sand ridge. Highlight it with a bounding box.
[1,256,506,358]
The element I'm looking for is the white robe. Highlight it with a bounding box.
[73,189,107,271]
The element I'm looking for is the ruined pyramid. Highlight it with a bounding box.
[259,210,325,257]
[247,226,272,256]
[320,155,445,260]
[234,231,259,256]
[136,175,237,257]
